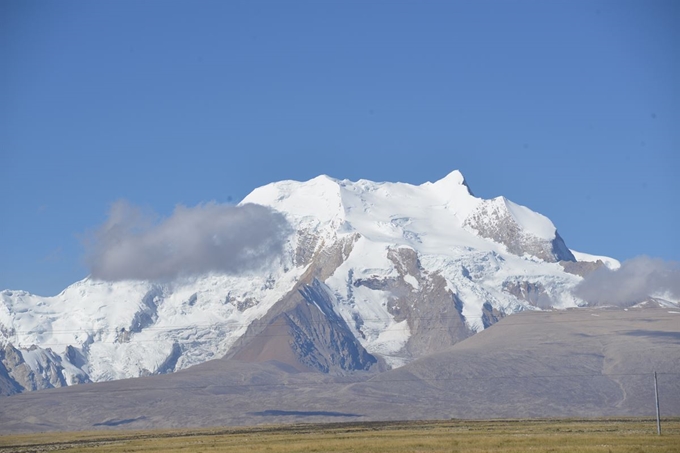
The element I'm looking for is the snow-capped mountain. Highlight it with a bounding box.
[1,170,630,395]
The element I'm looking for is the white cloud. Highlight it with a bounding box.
[84,200,290,281]
[574,256,680,307]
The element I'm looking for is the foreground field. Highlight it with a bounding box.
[1,418,679,453]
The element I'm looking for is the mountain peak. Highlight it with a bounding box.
[436,169,467,186]
[242,174,345,225]
[242,170,571,260]
[427,170,474,197]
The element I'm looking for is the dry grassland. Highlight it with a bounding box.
[1,418,679,453]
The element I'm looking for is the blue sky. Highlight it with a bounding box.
[1,0,678,296]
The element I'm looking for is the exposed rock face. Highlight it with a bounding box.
[481,302,504,329]
[503,281,551,308]
[332,246,474,364]
[385,248,472,359]
[156,343,182,374]
[0,344,26,395]
[0,353,22,396]
[130,288,162,333]
[294,229,322,267]
[560,259,606,277]
[225,234,366,371]
[64,345,88,371]
[403,273,473,358]
[0,343,89,395]
[297,280,379,372]
[464,198,575,262]
[233,279,379,373]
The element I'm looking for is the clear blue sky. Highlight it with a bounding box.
[1,0,678,296]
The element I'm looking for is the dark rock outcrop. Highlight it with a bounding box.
[232,279,379,374]
[560,259,606,277]
[0,343,82,395]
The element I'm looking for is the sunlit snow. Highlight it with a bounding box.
[1,170,635,385]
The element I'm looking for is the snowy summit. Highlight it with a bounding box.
[1,170,636,395]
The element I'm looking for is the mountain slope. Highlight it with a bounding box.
[231,278,381,373]
[1,308,677,433]
[0,170,645,394]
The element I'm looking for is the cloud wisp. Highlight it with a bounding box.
[84,200,290,281]
[573,256,680,307]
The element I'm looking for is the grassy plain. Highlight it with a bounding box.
[1,418,679,453]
